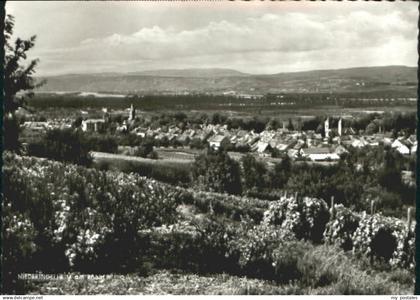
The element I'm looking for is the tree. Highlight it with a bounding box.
[271,155,291,189]
[241,154,267,191]
[192,149,242,195]
[4,13,44,151]
[365,121,378,135]
[72,116,83,128]
[27,129,92,165]
[286,118,294,131]
[135,138,155,158]
[378,149,403,194]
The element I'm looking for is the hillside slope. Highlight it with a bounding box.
[36,66,417,94]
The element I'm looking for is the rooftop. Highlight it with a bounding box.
[302,147,331,155]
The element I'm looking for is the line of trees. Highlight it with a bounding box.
[190,147,415,217]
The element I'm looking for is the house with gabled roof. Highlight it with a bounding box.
[300,147,340,161]
[351,137,368,148]
[391,139,411,155]
[411,141,417,155]
[81,119,105,132]
[407,134,417,145]
[208,135,230,150]
[254,141,273,156]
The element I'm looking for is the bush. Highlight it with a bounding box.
[263,195,329,243]
[3,153,180,274]
[324,204,360,250]
[227,222,285,278]
[271,240,312,283]
[2,206,37,293]
[297,244,345,287]
[137,219,238,275]
[296,244,401,294]
[352,213,414,270]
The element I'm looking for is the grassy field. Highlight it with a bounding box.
[154,147,202,161]
[26,271,299,295]
[26,91,416,121]
[92,151,193,166]
[25,105,417,122]
[25,266,414,295]
[91,151,192,184]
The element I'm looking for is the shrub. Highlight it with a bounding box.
[2,206,37,293]
[271,240,312,283]
[137,219,238,275]
[296,244,404,294]
[263,195,329,243]
[3,153,180,274]
[324,204,360,250]
[227,222,294,279]
[352,212,414,270]
[134,138,155,158]
[297,244,346,287]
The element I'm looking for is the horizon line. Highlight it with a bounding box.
[35,64,417,78]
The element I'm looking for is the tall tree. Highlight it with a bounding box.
[4,13,44,151]
[192,149,242,195]
[271,155,291,189]
[241,154,267,191]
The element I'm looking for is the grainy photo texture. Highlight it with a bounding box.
[2,0,418,295]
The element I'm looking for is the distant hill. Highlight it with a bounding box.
[36,66,417,95]
[128,68,249,78]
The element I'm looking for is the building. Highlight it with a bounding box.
[351,137,368,148]
[208,135,230,150]
[287,149,299,159]
[253,141,272,155]
[81,119,105,132]
[23,121,49,132]
[343,127,356,135]
[407,134,417,145]
[128,104,136,121]
[391,139,411,155]
[338,118,342,136]
[411,142,417,155]
[324,118,330,139]
[300,147,340,161]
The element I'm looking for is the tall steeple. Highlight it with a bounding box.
[338,118,342,136]
[129,104,135,121]
[324,117,330,138]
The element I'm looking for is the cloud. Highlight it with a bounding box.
[18,3,416,75]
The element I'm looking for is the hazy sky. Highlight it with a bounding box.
[6,1,418,76]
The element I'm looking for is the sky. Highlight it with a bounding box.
[6,1,418,76]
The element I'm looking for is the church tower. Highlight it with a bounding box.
[324,117,330,138]
[129,104,136,121]
[338,118,342,136]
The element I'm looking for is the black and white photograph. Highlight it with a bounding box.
[2,0,418,295]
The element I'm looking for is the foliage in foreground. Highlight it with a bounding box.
[2,153,179,292]
[3,153,415,294]
[26,256,412,295]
